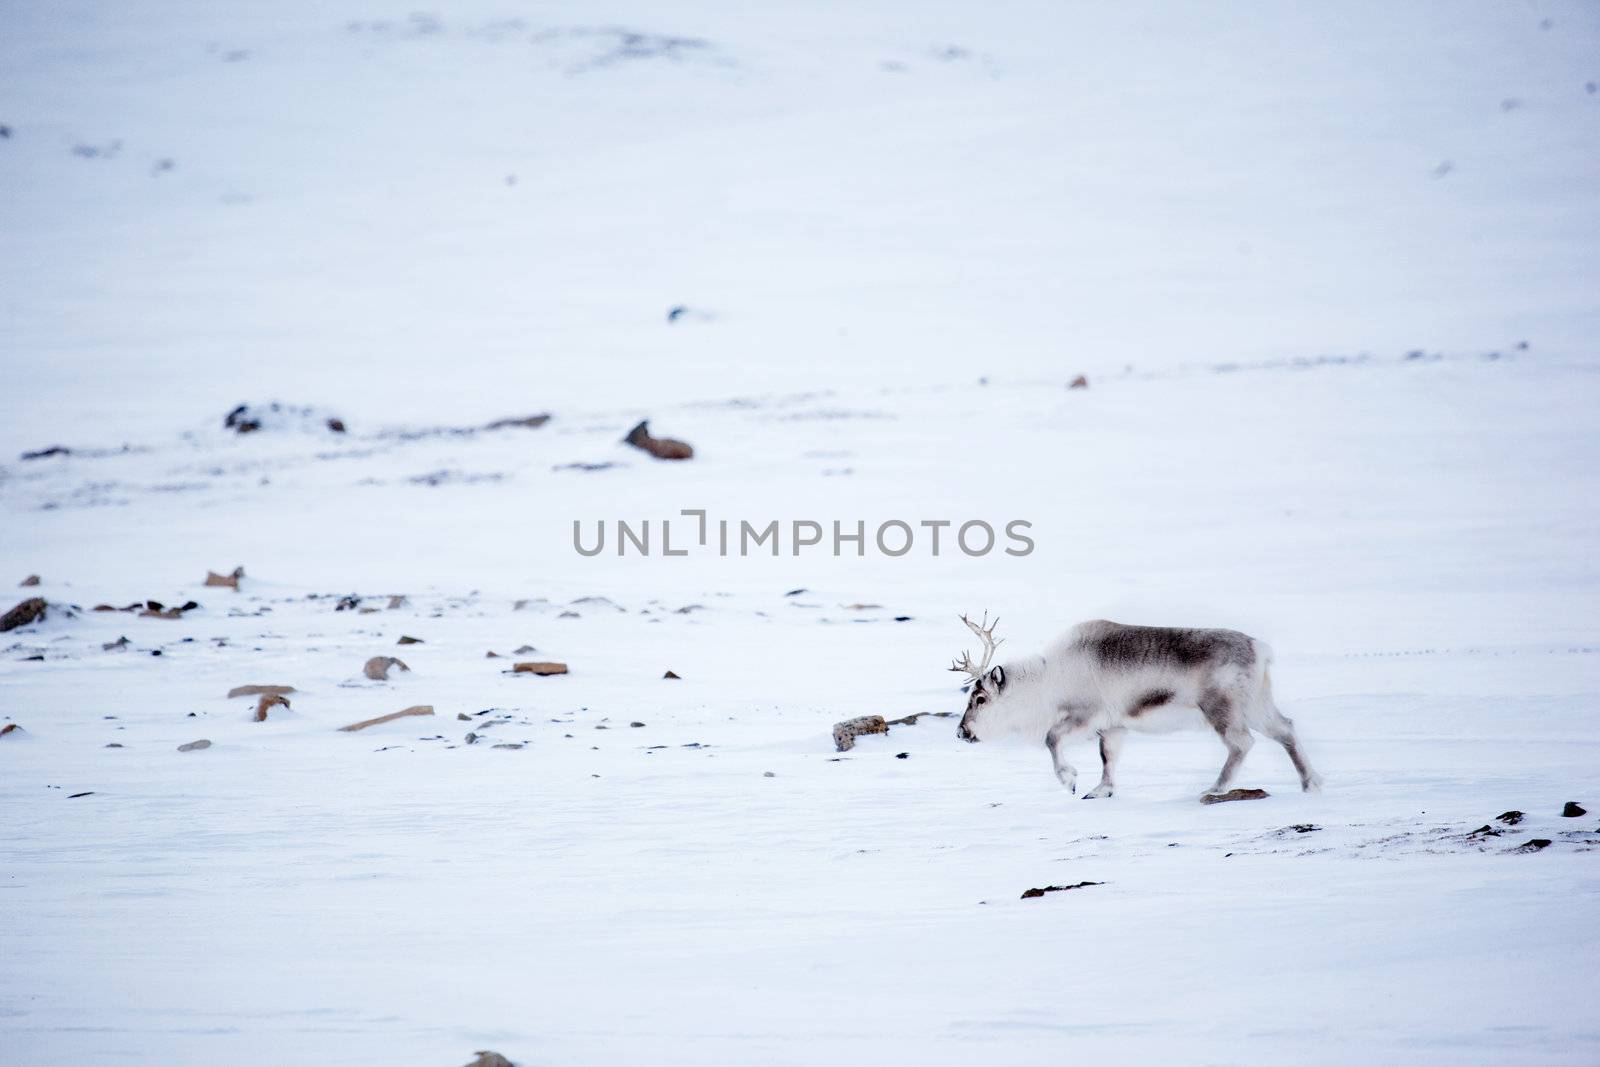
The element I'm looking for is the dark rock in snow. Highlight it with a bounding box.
[19,575,40,587]
[464,1052,514,1067]
[1497,810,1524,825]
[1512,838,1552,852]
[1021,881,1104,899]
[1562,802,1587,818]
[623,419,693,460]
[1,597,47,632]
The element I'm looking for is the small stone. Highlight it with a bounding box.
[177,739,212,752]
[0,723,22,738]
[629,721,645,728]
[105,743,123,748]
[663,670,680,679]
[19,575,40,587]
[763,771,776,778]
[1497,810,1524,825]
[457,713,471,721]
[1068,375,1089,389]
[464,1052,514,1067]
[254,693,290,721]
[1512,838,1552,852]
[512,661,568,676]
[228,684,295,699]
[1,596,47,632]
[895,752,909,759]
[364,655,410,681]
[1562,802,1587,818]
[397,635,423,645]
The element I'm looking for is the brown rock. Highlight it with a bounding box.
[663,670,680,679]
[623,419,694,460]
[464,1053,514,1067]
[338,705,434,732]
[228,684,296,699]
[1,597,47,632]
[255,693,290,721]
[0,723,21,738]
[1201,788,1270,804]
[386,595,408,610]
[397,635,423,645]
[364,656,411,681]
[19,575,40,587]
[1021,880,1104,899]
[204,567,245,589]
[832,715,888,752]
[512,661,568,675]
[1068,375,1089,389]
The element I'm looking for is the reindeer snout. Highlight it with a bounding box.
[957,721,979,743]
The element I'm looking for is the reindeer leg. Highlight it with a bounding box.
[1045,707,1092,793]
[1199,689,1254,798]
[1083,727,1125,799]
[1260,707,1322,792]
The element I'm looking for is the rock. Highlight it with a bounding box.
[1200,788,1270,805]
[895,752,909,759]
[832,715,888,752]
[204,566,245,589]
[1497,810,1524,825]
[254,693,290,721]
[364,656,411,681]
[1562,801,1587,818]
[1,596,47,632]
[326,417,346,433]
[0,723,22,739]
[177,739,212,752]
[19,575,40,587]
[386,595,408,610]
[630,721,645,728]
[228,684,295,699]
[20,445,70,460]
[623,419,694,460]
[1068,375,1089,389]
[457,713,471,721]
[1021,880,1103,899]
[397,635,423,645]
[338,706,434,732]
[105,743,123,748]
[464,1052,514,1067]
[512,661,568,676]
[103,636,130,651]
[663,670,680,679]
[512,644,537,654]
[763,771,776,778]
[139,600,199,619]
[491,743,524,750]
[68,791,95,799]
[1512,838,1552,852]
[484,414,551,431]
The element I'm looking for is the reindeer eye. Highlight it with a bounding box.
[975,695,986,705]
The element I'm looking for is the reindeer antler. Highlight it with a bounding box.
[949,611,1004,682]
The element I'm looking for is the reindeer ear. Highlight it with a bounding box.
[992,665,1006,691]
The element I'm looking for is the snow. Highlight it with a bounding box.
[2,2,1599,1064]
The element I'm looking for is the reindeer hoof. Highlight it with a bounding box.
[1303,774,1324,793]
[1082,787,1113,800]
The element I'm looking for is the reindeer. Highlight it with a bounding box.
[950,614,1321,799]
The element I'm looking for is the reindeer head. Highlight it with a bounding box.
[950,611,1005,743]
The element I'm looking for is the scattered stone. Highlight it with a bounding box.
[397,635,423,645]
[512,644,537,654]
[1468,824,1501,838]
[784,588,807,597]
[486,650,501,658]
[19,575,40,587]
[842,602,881,610]
[327,417,346,433]
[464,1052,514,1067]
[338,705,434,732]
[512,661,568,676]
[763,771,776,778]
[364,656,411,681]
[1201,788,1270,805]
[894,615,913,622]
[491,743,524,750]
[623,419,694,460]
[1497,810,1524,825]
[102,636,130,651]
[457,713,471,721]
[177,739,212,752]
[228,684,295,699]
[484,414,551,431]
[832,715,888,752]
[1,596,47,632]
[1021,881,1103,899]
[204,566,245,590]
[663,670,680,679]
[254,693,290,721]
[896,752,909,759]
[386,595,408,610]
[1562,802,1587,818]
[335,595,362,611]
[68,791,95,799]
[105,743,123,748]
[1286,824,1320,834]
[0,723,21,738]
[20,445,70,460]
[139,600,199,619]
[1512,838,1552,852]
[630,721,646,728]
[1068,375,1089,389]
[552,462,619,472]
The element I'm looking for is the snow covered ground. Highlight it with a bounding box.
[2,2,1598,1064]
